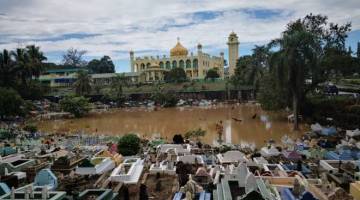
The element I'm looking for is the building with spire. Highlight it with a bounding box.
[227,31,240,76]
[130,37,226,82]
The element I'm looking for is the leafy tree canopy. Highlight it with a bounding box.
[205,68,220,80]
[87,56,115,74]
[59,95,90,118]
[164,67,187,83]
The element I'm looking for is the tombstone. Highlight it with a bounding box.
[245,173,257,194]
[293,179,301,197]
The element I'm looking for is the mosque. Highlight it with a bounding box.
[130,32,240,82]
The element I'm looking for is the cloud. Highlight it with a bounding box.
[0,0,359,72]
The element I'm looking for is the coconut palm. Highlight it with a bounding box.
[74,70,92,96]
[11,48,29,85]
[26,45,47,78]
[0,49,19,88]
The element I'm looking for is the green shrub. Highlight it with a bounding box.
[23,124,38,133]
[117,134,141,156]
[59,95,90,118]
[0,87,24,119]
[304,95,360,129]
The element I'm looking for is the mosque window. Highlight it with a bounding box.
[186,59,191,68]
[172,60,177,68]
[159,62,164,68]
[141,63,145,70]
[179,60,184,68]
[146,63,151,69]
[166,61,171,69]
[193,59,198,68]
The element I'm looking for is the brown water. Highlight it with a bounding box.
[37,104,305,147]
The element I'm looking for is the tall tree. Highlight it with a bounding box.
[26,45,47,78]
[74,70,92,96]
[11,48,29,86]
[164,67,187,83]
[106,74,129,105]
[87,55,115,74]
[62,48,87,67]
[205,68,220,80]
[0,49,18,88]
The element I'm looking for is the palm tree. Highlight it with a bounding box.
[272,21,318,130]
[11,48,29,86]
[74,70,92,96]
[110,74,129,100]
[26,45,47,78]
[0,49,19,88]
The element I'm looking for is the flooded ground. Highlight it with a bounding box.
[37,104,306,147]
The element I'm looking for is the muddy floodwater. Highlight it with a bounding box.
[37,104,306,147]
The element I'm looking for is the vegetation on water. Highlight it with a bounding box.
[23,124,38,133]
[117,134,141,156]
[59,95,90,118]
[151,84,178,107]
[184,128,207,141]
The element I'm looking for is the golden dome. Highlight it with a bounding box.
[170,38,188,57]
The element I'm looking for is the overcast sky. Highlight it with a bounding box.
[1,0,360,72]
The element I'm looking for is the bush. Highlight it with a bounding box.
[151,92,178,107]
[117,134,141,156]
[59,95,90,118]
[173,134,184,144]
[23,124,37,133]
[304,95,360,129]
[0,87,24,119]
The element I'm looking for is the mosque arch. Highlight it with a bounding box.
[146,63,151,68]
[166,61,171,69]
[179,60,184,68]
[172,60,177,68]
[193,59,198,68]
[141,63,145,70]
[186,59,191,68]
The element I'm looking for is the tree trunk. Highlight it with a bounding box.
[293,95,299,130]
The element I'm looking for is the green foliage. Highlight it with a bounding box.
[150,84,178,107]
[87,56,115,74]
[184,128,206,141]
[23,124,38,133]
[74,70,92,96]
[304,95,360,129]
[151,90,178,107]
[0,87,24,119]
[164,67,187,83]
[0,46,48,99]
[258,74,289,110]
[59,95,90,118]
[205,68,220,80]
[103,74,129,106]
[117,134,141,156]
[18,80,49,100]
